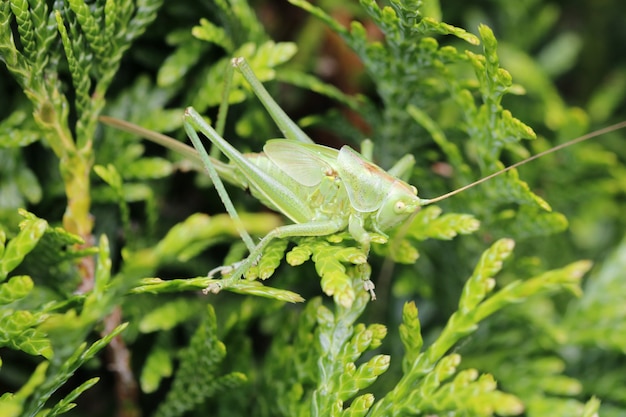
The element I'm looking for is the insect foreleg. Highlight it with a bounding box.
[359,140,416,181]
[387,154,416,180]
[348,212,380,256]
[204,218,347,293]
[360,139,374,161]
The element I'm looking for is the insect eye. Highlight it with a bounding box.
[394,201,406,212]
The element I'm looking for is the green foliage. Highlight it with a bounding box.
[289,0,565,242]
[153,304,247,417]
[285,237,369,307]
[1,0,625,416]
[0,211,127,416]
[248,239,591,417]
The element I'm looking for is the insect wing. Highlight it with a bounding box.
[264,139,339,186]
[336,146,392,212]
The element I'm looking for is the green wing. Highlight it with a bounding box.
[264,139,339,187]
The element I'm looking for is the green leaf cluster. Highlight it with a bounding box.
[0,211,127,416]
[152,304,246,417]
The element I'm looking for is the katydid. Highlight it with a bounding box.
[100,57,626,298]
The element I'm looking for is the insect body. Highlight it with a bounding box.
[100,57,626,298]
[210,128,423,247]
[182,105,425,294]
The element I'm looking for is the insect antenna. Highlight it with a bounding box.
[420,120,626,206]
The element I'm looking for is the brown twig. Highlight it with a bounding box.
[104,305,140,417]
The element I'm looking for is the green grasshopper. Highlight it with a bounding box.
[101,57,626,298]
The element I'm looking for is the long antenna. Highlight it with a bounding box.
[99,115,200,161]
[421,120,626,205]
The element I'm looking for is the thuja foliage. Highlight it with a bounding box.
[1,0,625,416]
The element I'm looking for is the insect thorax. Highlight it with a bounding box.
[308,175,352,220]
